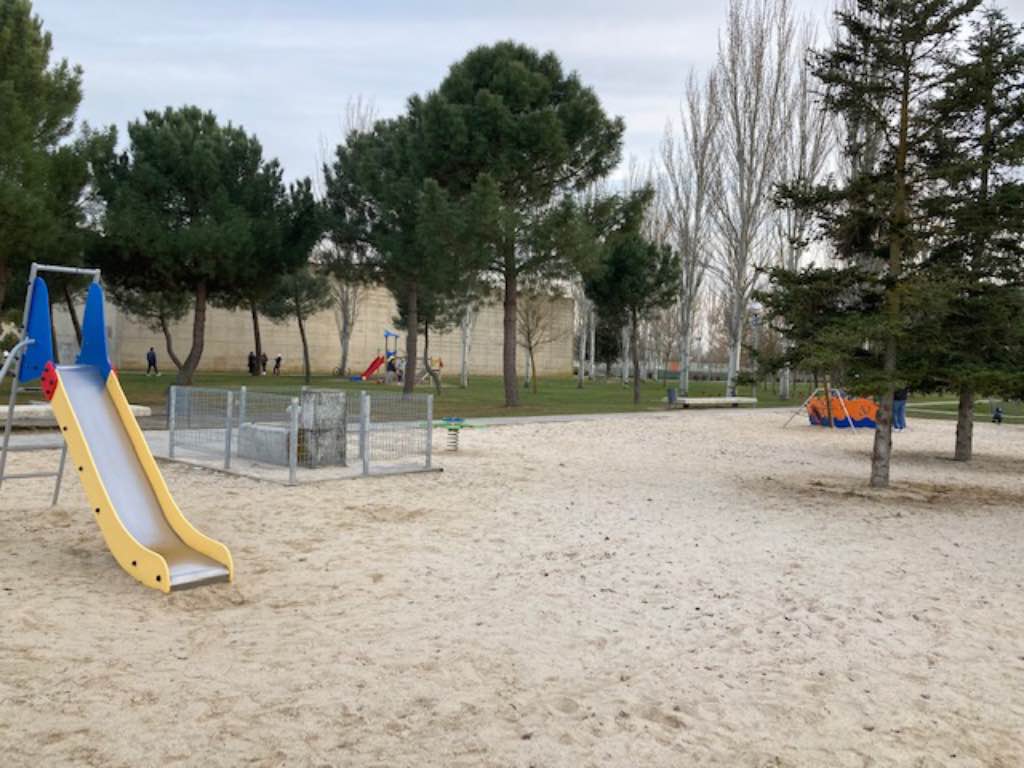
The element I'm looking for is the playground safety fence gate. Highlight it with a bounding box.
[167,386,433,484]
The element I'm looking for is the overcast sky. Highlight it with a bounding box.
[34,0,1024,184]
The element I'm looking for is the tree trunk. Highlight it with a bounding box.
[177,281,208,386]
[63,285,82,346]
[423,322,442,395]
[871,63,911,489]
[576,313,586,390]
[679,328,691,397]
[587,311,596,379]
[631,310,641,405]
[954,383,974,462]
[502,266,519,407]
[250,303,262,363]
[779,365,792,400]
[459,309,472,389]
[340,320,351,378]
[159,311,184,370]
[871,388,894,488]
[403,285,418,396]
[724,299,743,397]
[620,325,629,385]
[297,307,311,385]
[530,348,538,394]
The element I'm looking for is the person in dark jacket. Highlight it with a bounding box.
[893,387,909,431]
[146,347,159,376]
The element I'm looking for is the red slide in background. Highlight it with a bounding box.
[360,355,385,380]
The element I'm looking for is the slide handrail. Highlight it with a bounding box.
[0,338,34,385]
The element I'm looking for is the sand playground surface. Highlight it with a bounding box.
[1,409,1023,766]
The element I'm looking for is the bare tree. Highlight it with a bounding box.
[712,0,796,397]
[517,286,570,394]
[327,264,364,376]
[317,96,377,376]
[775,17,833,399]
[662,70,721,396]
[458,303,479,388]
[570,279,592,389]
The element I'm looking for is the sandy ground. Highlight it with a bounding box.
[1,410,1023,767]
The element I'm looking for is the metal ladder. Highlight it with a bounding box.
[0,263,101,505]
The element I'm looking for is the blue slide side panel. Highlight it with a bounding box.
[19,277,54,383]
[76,283,112,380]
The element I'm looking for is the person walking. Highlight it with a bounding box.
[273,354,283,376]
[893,387,909,432]
[260,352,269,376]
[146,347,160,376]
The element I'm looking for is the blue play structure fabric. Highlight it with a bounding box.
[19,277,54,383]
[76,282,112,380]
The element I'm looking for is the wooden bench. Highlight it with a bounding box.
[670,396,758,409]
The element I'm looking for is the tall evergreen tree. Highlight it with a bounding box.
[0,0,90,308]
[585,190,681,404]
[324,118,491,395]
[776,0,980,488]
[92,106,283,384]
[415,42,625,407]
[918,5,1024,461]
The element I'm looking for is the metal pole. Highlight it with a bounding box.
[168,386,177,459]
[224,391,234,470]
[361,391,371,475]
[425,394,433,470]
[33,264,101,277]
[288,396,299,485]
[0,339,35,487]
[50,444,67,506]
[784,388,819,429]
[238,385,247,428]
[0,267,39,490]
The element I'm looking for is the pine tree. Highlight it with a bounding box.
[416,42,624,407]
[775,0,980,488]
[584,190,681,404]
[0,0,93,308]
[918,5,1024,461]
[93,107,285,384]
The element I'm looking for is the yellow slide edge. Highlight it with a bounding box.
[106,373,234,581]
[51,379,172,592]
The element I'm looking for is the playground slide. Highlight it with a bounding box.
[360,355,385,380]
[27,279,233,592]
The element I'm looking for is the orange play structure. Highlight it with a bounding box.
[805,389,878,429]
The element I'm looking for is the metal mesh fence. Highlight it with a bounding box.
[364,392,432,465]
[169,387,235,461]
[167,385,431,483]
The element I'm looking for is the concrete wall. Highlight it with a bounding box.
[53,285,576,377]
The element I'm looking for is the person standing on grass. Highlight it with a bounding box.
[247,351,257,376]
[145,347,159,376]
[893,387,909,432]
[273,354,282,376]
[260,352,269,375]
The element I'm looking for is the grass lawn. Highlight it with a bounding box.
[4,365,1021,423]
[103,371,800,419]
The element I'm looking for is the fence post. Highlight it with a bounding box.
[289,396,299,485]
[360,391,370,477]
[425,394,433,470]
[168,386,177,459]
[224,390,234,470]
[238,385,247,428]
